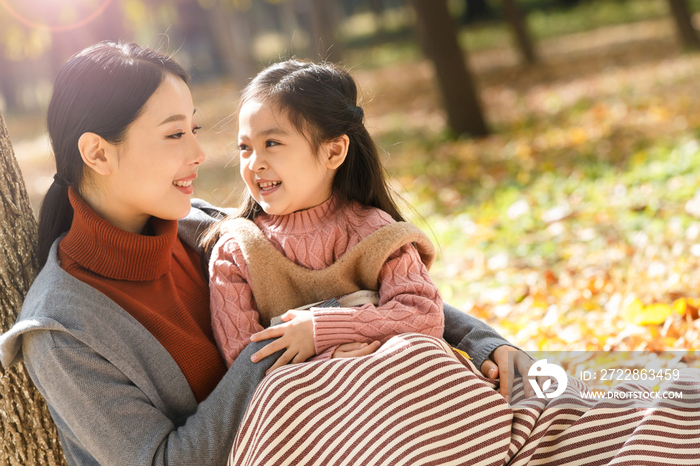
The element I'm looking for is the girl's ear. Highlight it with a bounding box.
[78,132,115,176]
[325,134,350,170]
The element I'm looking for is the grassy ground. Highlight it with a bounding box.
[5,4,700,362]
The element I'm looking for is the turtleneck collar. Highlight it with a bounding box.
[256,195,341,234]
[60,187,177,281]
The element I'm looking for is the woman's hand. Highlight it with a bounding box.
[332,340,381,359]
[250,310,316,375]
[480,345,544,404]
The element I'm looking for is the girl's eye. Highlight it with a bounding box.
[266,140,280,148]
[238,144,250,152]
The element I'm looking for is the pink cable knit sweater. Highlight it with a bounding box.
[209,196,444,367]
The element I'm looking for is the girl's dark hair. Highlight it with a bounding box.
[38,41,189,267]
[235,59,405,223]
[202,59,407,252]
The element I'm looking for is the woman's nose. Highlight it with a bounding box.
[190,138,206,166]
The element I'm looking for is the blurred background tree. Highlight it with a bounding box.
[1,0,699,130]
[668,0,700,49]
[412,0,489,136]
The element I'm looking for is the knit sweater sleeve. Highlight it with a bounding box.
[311,240,444,354]
[209,234,265,367]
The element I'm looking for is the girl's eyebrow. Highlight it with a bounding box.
[259,127,288,137]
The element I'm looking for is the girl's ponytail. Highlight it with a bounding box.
[333,113,405,223]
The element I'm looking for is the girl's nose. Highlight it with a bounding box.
[248,151,267,171]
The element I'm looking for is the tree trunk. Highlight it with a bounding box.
[411,0,489,137]
[308,0,343,63]
[460,0,495,24]
[502,0,538,64]
[197,2,257,89]
[0,54,19,113]
[668,0,700,50]
[368,0,386,34]
[0,111,67,465]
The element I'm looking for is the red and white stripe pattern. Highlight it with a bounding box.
[229,335,700,466]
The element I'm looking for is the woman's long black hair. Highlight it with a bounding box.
[37,41,188,267]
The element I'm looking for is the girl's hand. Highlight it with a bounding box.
[332,340,381,359]
[250,310,315,375]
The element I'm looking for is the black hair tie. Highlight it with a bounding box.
[53,173,70,188]
[353,106,364,122]
[345,102,364,124]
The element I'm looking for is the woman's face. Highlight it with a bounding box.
[87,73,205,234]
[237,99,335,216]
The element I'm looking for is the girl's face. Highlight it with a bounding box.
[83,73,205,234]
[237,99,337,216]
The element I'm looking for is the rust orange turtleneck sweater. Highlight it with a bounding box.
[58,188,227,402]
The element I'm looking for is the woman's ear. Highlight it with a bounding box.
[78,132,114,176]
[325,134,350,170]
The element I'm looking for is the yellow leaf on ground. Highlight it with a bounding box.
[624,301,672,326]
[672,297,700,320]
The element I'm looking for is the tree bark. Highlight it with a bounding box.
[411,0,489,137]
[502,0,538,64]
[668,0,700,51]
[0,111,67,465]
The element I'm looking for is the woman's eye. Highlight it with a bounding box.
[193,126,202,135]
[168,132,186,139]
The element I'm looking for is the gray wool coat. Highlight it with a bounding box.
[0,199,513,465]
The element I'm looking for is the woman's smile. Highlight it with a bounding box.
[173,173,197,195]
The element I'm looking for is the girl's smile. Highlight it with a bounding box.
[256,179,282,195]
[237,99,339,216]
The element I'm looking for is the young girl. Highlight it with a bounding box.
[207,59,444,373]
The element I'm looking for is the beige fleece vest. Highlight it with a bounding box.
[225,218,436,327]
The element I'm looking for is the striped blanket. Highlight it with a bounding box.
[229,334,700,466]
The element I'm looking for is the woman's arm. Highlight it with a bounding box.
[442,302,517,370]
[442,303,538,401]
[24,329,279,466]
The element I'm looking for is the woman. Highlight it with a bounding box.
[0,42,532,465]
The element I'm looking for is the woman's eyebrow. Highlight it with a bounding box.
[158,109,197,126]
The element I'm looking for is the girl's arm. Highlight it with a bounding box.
[310,242,443,356]
[209,234,265,367]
